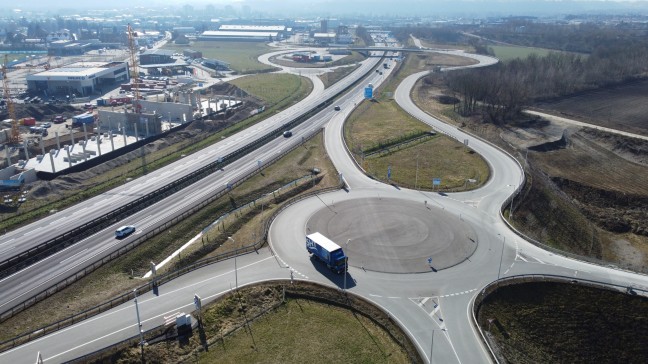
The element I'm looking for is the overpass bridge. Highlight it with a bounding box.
[336,46,422,57]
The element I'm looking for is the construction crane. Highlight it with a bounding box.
[1,55,21,144]
[126,24,142,113]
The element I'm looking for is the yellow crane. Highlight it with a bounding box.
[126,24,142,113]
[1,55,21,144]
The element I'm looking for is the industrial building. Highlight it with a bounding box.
[199,30,279,42]
[199,24,289,42]
[26,61,129,97]
[139,49,175,65]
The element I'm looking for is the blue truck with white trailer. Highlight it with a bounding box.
[306,232,347,274]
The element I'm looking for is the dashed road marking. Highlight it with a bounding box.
[275,254,309,279]
[439,288,477,298]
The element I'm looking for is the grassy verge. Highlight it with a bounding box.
[0,76,313,232]
[162,41,276,73]
[229,73,305,105]
[412,59,648,271]
[0,131,337,342]
[90,282,414,363]
[488,45,555,62]
[477,281,648,363]
[270,51,366,69]
[318,64,361,88]
[343,50,488,191]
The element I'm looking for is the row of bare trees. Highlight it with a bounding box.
[443,42,648,124]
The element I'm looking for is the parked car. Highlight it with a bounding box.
[41,122,51,128]
[115,225,136,239]
[52,115,66,124]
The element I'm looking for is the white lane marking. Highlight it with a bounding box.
[439,288,477,298]
[387,296,401,299]
[274,253,309,279]
[42,274,282,362]
[0,246,15,255]
[369,294,382,298]
[517,254,528,262]
[23,227,43,236]
[59,249,88,264]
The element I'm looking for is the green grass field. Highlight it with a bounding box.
[345,98,488,191]
[229,73,305,105]
[199,298,409,363]
[163,41,276,73]
[489,45,555,61]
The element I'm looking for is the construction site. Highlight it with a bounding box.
[0,25,255,207]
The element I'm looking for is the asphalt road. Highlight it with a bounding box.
[0,52,383,317]
[3,39,648,364]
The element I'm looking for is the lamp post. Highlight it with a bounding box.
[430,329,434,364]
[228,236,237,290]
[497,235,506,279]
[133,289,145,355]
[344,239,350,291]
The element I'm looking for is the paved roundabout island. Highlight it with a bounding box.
[306,197,477,273]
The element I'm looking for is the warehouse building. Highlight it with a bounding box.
[199,24,289,42]
[140,49,175,65]
[26,61,129,97]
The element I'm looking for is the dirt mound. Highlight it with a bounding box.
[582,128,648,166]
[552,177,648,236]
[528,132,568,152]
[0,103,79,121]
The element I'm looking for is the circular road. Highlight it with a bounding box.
[306,197,477,273]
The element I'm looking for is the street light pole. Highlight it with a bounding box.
[133,289,145,355]
[344,239,350,291]
[430,329,434,364]
[497,235,506,279]
[228,236,237,290]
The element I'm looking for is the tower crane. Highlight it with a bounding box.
[126,24,142,113]
[1,55,22,144]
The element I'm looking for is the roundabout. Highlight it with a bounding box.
[305,197,477,273]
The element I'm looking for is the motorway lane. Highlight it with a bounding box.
[7,42,647,364]
[0,56,382,315]
[0,53,376,259]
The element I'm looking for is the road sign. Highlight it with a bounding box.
[194,294,202,311]
[364,87,373,99]
[433,178,441,186]
[427,257,433,265]
[387,165,392,179]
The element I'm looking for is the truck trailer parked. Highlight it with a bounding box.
[306,232,347,274]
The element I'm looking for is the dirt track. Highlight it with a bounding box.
[534,79,648,136]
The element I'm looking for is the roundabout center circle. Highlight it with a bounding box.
[306,197,476,273]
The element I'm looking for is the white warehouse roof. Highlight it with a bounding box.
[218,25,286,32]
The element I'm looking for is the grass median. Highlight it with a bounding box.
[162,41,277,74]
[0,75,312,232]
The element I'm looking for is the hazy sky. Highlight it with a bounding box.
[5,1,648,17]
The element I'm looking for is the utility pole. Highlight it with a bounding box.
[228,236,238,290]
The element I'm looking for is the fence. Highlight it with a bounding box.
[64,280,422,364]
[0,136,344,353]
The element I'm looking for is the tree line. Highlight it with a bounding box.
[443,40,648,124]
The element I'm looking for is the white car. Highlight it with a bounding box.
[41,122,51,128]
[115,225,136,238]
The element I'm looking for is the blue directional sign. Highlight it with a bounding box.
[387,165,392,179]
[364,87,373,99]
[433,178,441,186]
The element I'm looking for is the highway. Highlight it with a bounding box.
[2,37,648,364]
[0,50,383,317]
